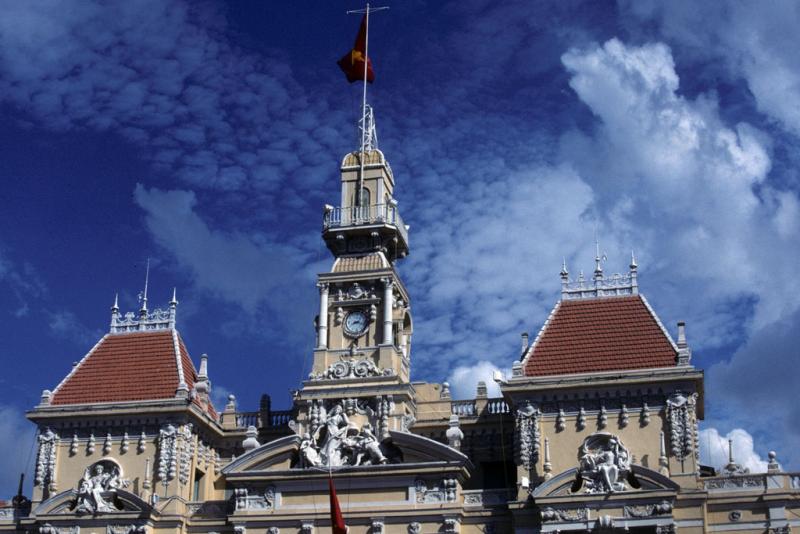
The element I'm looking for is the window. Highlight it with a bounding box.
[192,469,204,501]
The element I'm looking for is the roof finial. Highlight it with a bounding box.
[630,250,638,269]
[593,234,604,281]
[111,293,119,313]
[168,287,178,329]
[560,257,569,277]
[139,259,150,314]
[170,287,178,307]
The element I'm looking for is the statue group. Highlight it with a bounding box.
[74,461,125,514]
[576,433,633,493]
[298,403,391,468]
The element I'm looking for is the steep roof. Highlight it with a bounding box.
[522,295,678,377]
[51,330,201,406]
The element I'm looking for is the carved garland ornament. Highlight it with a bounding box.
[666,392,698,461]
[515,402,540,470]
[35,428,59,493]
[156,424,192,485]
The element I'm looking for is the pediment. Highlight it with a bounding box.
[532,465,680,498]
[223,431,471,476]
[33,489,152,517]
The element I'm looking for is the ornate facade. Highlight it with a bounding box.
[2,119,798,534]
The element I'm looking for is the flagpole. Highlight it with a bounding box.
[357,3,370,208]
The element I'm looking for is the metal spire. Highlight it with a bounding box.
[139,259,150,313]
[111,293,119,312]
[630,250,638,269]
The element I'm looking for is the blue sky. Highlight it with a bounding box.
[2,0,799,495]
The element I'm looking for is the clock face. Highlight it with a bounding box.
[344,310,368,337]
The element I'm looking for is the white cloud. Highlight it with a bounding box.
[447,361,503,400]
[134,185,322,342]
[699,427,769,474]
[0,405,36,499]
[621,0,800,137]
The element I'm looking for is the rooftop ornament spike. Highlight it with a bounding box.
[561,252,640,300]
[110,290,179,333]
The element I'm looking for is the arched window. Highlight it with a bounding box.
[354,187,371,222]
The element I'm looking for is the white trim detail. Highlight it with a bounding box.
[171,329,188,393]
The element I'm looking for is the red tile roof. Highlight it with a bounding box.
[51,330,204,407]
[523,295,678,377]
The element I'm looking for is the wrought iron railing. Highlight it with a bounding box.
[323,203,408,245]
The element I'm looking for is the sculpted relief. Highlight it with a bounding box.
[294,398,401,468]
[74,460,128,515]
[572,433,638,494]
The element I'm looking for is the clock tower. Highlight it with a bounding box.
[297,107,416,438]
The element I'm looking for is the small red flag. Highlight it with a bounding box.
[338,15,375,83]
[329,476,347,534]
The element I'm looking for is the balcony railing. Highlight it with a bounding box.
[234,410,293,429]
[451,398,510,417]
[702,472,800,491]
[323,203,408,245]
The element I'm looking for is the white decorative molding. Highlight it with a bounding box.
[576,432,632,493]
[446,415,463,450]
[370,518,385,534]
[234,486,275,511]
[515,402,540,470]
[309,358,393,380]
[414,478,456,503]
[443,516,460,533]
[106,526,145,534]
[156,424,178,485]
[408,523,421,534]
[541,507,588,522]
[624,501,673,518]
[666,392,698,461]
[35,428,58,493]
[40,524,80,534]
[103,432,112,455]
[137,430,146,454]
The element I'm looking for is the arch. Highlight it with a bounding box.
[531,465,680,498]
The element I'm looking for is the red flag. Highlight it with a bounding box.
[328,476,347,534]
[337,15,375,83]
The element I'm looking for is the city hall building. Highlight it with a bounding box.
[1,110,798,534]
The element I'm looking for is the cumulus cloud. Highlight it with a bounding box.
[447,361,503,400]
[621,0,800,137]
[699,427,769,474]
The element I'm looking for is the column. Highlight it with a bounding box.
[382,277,393,345]
[317,282,329,349]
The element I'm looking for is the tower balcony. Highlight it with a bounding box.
[322,203,409,260]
